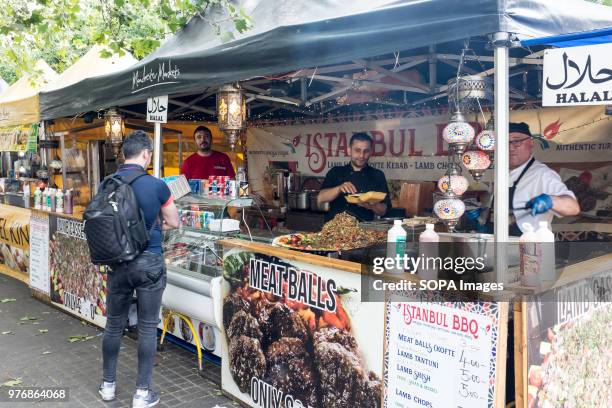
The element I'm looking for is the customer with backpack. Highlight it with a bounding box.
[91,130,178,408]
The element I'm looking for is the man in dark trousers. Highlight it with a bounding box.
[98,130,179,408]
[180,125,235,179]
[317,132,391,221]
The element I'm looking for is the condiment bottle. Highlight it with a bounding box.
[386,220,407,274]
[418,223,439,279]
[519,223,540,288]
[535,221,556,288]
[64,189,73,214]
[56,189,64,213]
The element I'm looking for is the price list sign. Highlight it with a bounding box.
[383,300,508,408]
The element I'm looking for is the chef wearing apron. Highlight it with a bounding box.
[467,122,580,235]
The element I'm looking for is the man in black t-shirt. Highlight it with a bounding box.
[317,132,391,221]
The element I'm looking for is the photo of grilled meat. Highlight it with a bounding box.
[229,335,266,394]
[265,337,319,407]
[227,310,263,341]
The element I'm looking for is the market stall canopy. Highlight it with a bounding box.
[521,26,612,48]
[44,45,138,92]
[39,0,612,120]
[0,59,57,127]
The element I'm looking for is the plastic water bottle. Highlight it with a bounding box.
[56,189,64,213]
[535,221,556,288]
[42,189,48,211]
[386,220,407,274]
[34,187,42,210]
[519,223,540,288]
[49,188,56,212]
[65,189,73,214]
[418,223,439,279]
[23,184,30,208]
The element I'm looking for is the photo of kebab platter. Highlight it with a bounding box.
[527,303,612,408]
[221,250,383,408]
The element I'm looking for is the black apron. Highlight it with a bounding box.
[485,157,536,236]
[508,157,536,236]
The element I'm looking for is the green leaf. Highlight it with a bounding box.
[234,18,248,33]
[114,0,125,7]
[219,31,234,43]
[0,299,16,303]
[1,378,22,387]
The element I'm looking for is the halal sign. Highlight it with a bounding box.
[543,43,612,106]
[146,95,168,123]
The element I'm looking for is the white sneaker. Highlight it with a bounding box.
[98,381,116,401]
[132,388,160,408]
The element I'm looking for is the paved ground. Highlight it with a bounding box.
[0,274,239,408]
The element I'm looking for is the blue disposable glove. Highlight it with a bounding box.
[465,208,483,221]
[526,194,553,216]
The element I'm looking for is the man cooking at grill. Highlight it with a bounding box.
[468,122,580,235]
[317,132,391,221]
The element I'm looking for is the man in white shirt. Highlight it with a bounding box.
[468,122,580,235]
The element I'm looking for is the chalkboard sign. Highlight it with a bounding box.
[383,297,508,408]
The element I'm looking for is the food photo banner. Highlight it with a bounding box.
[221,248,385,408]
[246,106,612,194]
[0,204,30,280]
[523,271,612,408]
[48,214,108,328]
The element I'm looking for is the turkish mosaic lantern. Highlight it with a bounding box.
[462,150,491,182]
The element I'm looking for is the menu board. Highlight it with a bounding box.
[524,271,611,408]
[29,212,50,295]
[384,299,507,408]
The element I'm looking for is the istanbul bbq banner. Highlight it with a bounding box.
[246,106,612,196]
[49,214,108,328]
[221,248,384,408]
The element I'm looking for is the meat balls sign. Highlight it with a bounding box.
[222,250,383,408]
[249,257,338,313]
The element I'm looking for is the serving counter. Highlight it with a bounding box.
[0,193,606,408]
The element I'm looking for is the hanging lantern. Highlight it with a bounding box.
[104,108,124,157]
[442,110,475,155]
[476,118,495,169]
[434,190,465,231]
[217,83,246,150]
[438,174,469,196]
[462,150,491,181]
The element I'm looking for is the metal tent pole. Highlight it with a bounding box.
[492,32,511,285]
[153,122,162,178]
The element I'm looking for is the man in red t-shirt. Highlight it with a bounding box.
[181,126,235,179]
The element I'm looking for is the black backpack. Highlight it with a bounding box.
[83,170,150,266]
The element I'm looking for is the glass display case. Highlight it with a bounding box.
[163,195,254,281]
